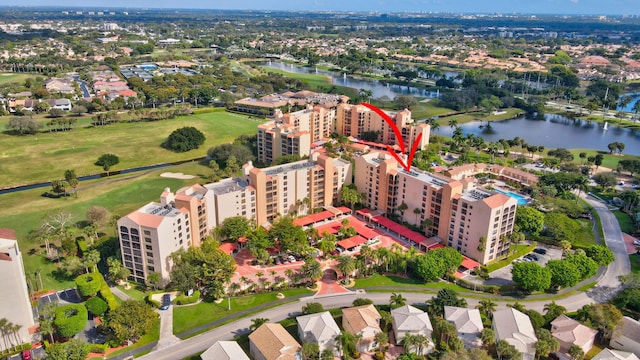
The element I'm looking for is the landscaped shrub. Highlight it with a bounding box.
[174,290,200,305]
[87,344,108,354]
[85,296,108,316]
[54,304,88,338]
[77,239,88,254]
[96,272,117,311]
[75,273,101,297]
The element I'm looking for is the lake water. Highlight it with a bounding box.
[432,114,640,155]
[259,61,441,99]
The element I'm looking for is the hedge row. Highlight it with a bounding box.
[87,343,108,354]
[85,296,108,316]
[96,273,117,311]
[192,107,226,115]
[175,290,200,305]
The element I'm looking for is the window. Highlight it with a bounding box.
[145,245,153,250]
[120,226,129,233]
[146,252,153,257]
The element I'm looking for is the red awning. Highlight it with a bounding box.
[371,216,429,244]
[219,243,238,255]
[460,256,480,269]
[337,235,367,250]
[293,210,334,227]
[428,243,445,250]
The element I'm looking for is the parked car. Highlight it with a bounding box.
[288,255,296,263]
[525,254,539,261]
[274,257,281,265]
[533,248,547,255]
[160,294,171,310]
[22,350,32,360]
[633,240,640,246]
[521,257,532,262]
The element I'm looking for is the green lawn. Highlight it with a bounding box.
[106,317,160,359]
[0,166,198,291]
[630,254,640,274]
[0,73,34,84]
[485,243,537,273]
[116,285,148,301]
[568,149,640,170]
[354,274,423,287]
[172,289,312,336]
[437,108,524,125]
[258,66,359,98]
[614,210,636,234]
[0,111,260,186]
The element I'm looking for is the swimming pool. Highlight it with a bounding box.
[494,189,529,205]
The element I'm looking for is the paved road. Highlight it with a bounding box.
[136,195,630,360]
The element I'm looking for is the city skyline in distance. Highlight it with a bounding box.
[3,0,640,16]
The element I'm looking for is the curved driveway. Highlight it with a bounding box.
[137,195,630,360]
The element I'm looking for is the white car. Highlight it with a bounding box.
[288,255,296,263]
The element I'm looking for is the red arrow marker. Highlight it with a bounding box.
[360,102,421,172]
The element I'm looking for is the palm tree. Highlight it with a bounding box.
[249,318,269,331]
[337,255,356,282]
[448,119,459,135]
[476,299,497,319]
[634,101,640,122]
[300,259,323,285]
[413,207,422,225]
[229,282,241,296]
[389,292,407,309]
[403,333,417,354]
[480,328,495,348]
[620,190,640,212]
[335,331,356,358]
[375,331,389,354]
[544,301,567,322]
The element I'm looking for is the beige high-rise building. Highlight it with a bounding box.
[336,103,430,151]
[0,228,35,351]
[117,152,351,285]
[245,152,352,225]
[355,152,517,264]
[257,106,335,163]
[117,198,192,287]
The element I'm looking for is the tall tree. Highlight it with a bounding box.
[95,153,120,175]
[64,169,79,197]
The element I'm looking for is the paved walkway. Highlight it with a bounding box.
[110,286,133,301]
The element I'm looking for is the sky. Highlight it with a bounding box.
[2,0,639,15]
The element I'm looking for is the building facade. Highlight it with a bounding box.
[257,105,335,163]
[355,152,517,264]
[335,103,429,151]
[0,228,35,352]
[117,198,192,287]
[117,153,350,284]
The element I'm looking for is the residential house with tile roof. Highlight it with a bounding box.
[249,323,302,360]
[392,305,434,354]
[492,308,537,360]
[296,311,341,354]
[612,317,640,356]
[201,340,250,360]
[444,306,483,348]
[592,349,640,360]
[551,314,598,359]
[342,304,382,352]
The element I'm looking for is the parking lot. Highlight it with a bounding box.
[483,243,563,286]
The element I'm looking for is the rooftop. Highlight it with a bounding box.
[264,160,318,176]
[205,178,249,195]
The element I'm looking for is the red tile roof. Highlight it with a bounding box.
[219,242,238,255]
[337,235,368,250]
[370,216,428,244]
[460,256,480,269]
[293,210,334,227]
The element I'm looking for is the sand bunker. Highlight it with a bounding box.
[160,172,195,179]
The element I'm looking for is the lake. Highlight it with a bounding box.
[259,61,442,99]
[432,114,640,155]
